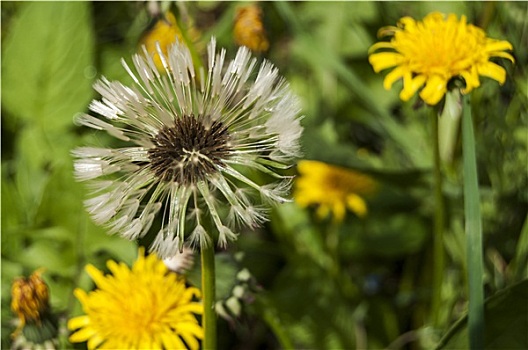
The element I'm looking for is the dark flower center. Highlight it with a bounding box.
[148,114,231,184]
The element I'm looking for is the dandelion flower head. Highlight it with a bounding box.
[368,12,514,105]
[73,38,303,257]
[68,248,203,350]
[140,12,184,71]
[294,160,378,222]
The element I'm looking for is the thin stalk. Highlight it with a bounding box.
[201,244,217,350]
[260,302,294,350]
[462,94,485,350]
[326,222,340,280]
[431,108,445,327]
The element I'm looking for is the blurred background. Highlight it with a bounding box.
[2,1,527,349]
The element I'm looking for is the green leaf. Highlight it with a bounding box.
[16,238,76,277]
[300,2,377,58]
[2,2,94,131]
[271,203,333,270]
[436,279,528,349]
[12,127,54,225]
[339,213,428,258]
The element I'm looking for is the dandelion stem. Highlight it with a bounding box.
[431,107,445,327]
[461,94,484,350]
[201,244,217,350]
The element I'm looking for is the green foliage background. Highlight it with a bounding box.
[1,1,527,349]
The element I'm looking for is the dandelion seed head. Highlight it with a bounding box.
[148,114,231,184]
[73,38,303,257]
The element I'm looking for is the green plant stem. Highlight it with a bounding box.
[326,222,340,279]
[325,222,358,300]
[431,108,445,328]
[462,94,485,350]
[258,298,294,350]
[201,244,217,350]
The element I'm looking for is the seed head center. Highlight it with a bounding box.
[148,114,231,184]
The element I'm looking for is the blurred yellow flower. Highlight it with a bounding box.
[140,12,184,71]
[294,160,378,221]
[11,268,49,334]
[369,12,514,105]
[234,4,269,53]
[68,248,203,350]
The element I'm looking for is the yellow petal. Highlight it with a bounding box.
[368,41,395,54]
[377,26,399,38]
[368,52,405,72]
[138,335,154,350]
[67,315,90,331]
[181,331,200,350]
[477,62,507,85]
[140,12,184,71]
[85,264,109,289]
[382,65,406,90]
[485,40,513,53]
[182,322,205,338]
[400,74,426,101]
[460,65,480,93]
[163,332,187,350]
[316,204,331,219]
[69,326,97,343]
[332,202,346,222]
[346,194,367,218]
[86,333,106,350]
[489,51,515,63]
[297,160,326,174]
[72,289,91,310]
[419,75,448,105]
[399,16,418,30]
[176,303,204,315]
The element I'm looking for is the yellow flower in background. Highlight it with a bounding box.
[140,12,184,71]
[11,268,50,334]
[294,160,378,222]
[234,4,269,53]
[369,12,514,105]
[68,248,203,350]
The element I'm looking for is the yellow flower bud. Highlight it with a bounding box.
[234,4,269,53]
[140,12,184,71]
[11,269,50,335]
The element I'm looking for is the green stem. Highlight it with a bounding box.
[259,300,294,350]
[326,222,340,280]
[201,244,217,350]
[461,94,485,350]
[431,108,445,327]
[325,222,358,300]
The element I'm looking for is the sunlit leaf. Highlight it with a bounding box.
[2,2,94,131]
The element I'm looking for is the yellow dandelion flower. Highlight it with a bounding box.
[368,12,514,105]
[294,160,378,222]
[11,268,50,334]
[140,12,184,71]
[68,248,203,350]
[234,4,269,53]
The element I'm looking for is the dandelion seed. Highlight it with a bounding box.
[73,38,303,257]
[163,245,195,274]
